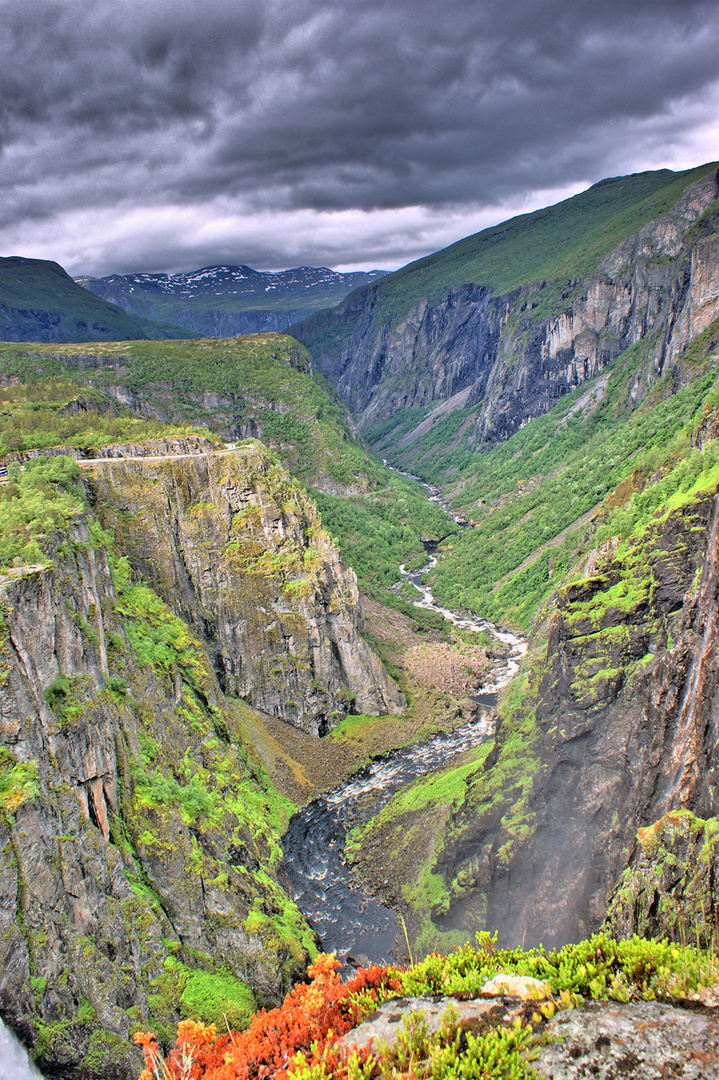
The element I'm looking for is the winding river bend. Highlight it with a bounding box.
[282,549,527,966]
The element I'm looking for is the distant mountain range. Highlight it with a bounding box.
[76,264,389,337]
[0,256,199,343]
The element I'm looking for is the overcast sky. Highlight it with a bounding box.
[1,0,718,277]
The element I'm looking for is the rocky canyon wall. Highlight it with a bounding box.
[0,437,403,1076]
[294,169,719,445]
[86,440,403,734]
[0,518,312,1078]
[421,480,719,949]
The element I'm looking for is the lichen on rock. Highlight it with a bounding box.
[86,438,404,735]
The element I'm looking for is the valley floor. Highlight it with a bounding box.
[248,597,493,807]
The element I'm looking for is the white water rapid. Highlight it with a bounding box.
[0,1021,45,1080]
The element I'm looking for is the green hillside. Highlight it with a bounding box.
[0,257,197,342]
[0,336,452,599]
[422,318,719,628]
[302,162,716,336]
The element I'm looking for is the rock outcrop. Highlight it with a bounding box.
[0,519,313,1077]
[293,168,719,446]
[341,994,719,1078]
[129,307,309,338]
[85,439,404,734]
[413,482,719,949]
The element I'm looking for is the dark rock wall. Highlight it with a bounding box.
[294,170,719,445]
[425,488,719,948]
[0,439,403,1075]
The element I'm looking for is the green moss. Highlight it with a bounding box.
[85,1029,130,1072]
[179,971,258,1030]
[330,713,382,744]
[368,747,491,826]
[0,748,39,813]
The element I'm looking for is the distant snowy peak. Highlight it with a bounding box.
[74,262,390,337]
[80,264,388,299]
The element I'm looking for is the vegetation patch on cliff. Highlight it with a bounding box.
[138,935,719,1080]
[348,667,542,956]
[0,456,83,567]
[603,811,719,948]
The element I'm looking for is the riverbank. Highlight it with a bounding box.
[280,568,527,963]
[243,593,499,806]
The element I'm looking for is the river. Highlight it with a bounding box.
[282,540,527,966]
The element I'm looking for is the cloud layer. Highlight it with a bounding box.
[2,0,718,274]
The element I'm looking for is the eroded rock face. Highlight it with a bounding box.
[0,519,315,1077]
[294,169,719,445]
[87,440,404,734]
[603,810,719,946]
[302,284,500,426]
[420,487,719,948]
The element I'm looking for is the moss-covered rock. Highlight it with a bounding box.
[0,495,319,1077]
[603,810,719,946]
[87,438,404,734]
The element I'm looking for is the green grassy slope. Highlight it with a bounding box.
[0,336,453,597]
[425,321,719,629]
[374,162,717,321]
[0,257,197,341]
[296,162,717,349]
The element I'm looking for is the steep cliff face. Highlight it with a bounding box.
[0,438,403,1076]
[0,520,315,1078]
[411,479,719,949]
[293,168,719,446]
[478,173,719,442]
[86,440,404,734]
[602,809,719,946]
[301,283,500,425]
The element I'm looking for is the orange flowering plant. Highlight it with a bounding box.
[134,953,402,1080]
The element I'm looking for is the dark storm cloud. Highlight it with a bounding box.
[1,0,718,273]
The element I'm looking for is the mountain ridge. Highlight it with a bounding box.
[0,256,197,343]
[292,161,719,445]
[76,263,389,338]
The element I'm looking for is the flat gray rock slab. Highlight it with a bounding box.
[340,996,719,1077]
[536,999,719,1078]
[339,995,512,1052]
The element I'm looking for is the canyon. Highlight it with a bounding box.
[293,165,719,448]
[2,160,719,1076]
